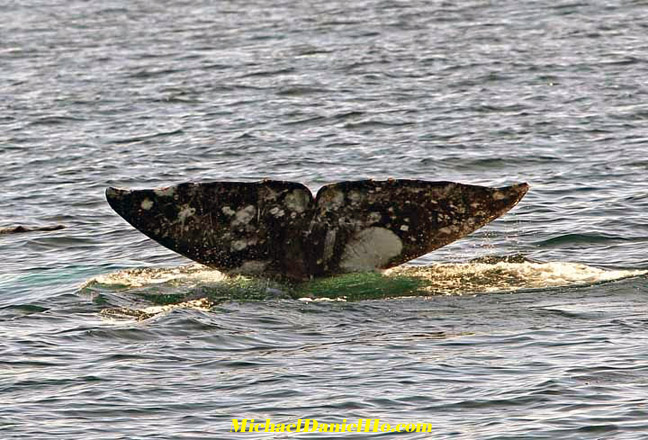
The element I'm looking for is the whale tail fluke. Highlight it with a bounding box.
[106,180,528,280]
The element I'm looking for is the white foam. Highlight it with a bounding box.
[83,260,646,300]
[82,263,226,289]
[140,298,212,315]
[99,298,213,321]
[298,297,347,302]
[386,261,646,295]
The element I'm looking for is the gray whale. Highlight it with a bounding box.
[106,179,528,280]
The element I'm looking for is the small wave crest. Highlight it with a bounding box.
[387,256,646,295]
[99,298,213,321]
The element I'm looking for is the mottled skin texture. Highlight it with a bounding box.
[106,180,529,280]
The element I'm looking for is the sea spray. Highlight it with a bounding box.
[80,257,647,320]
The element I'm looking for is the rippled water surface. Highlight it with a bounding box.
[2,0,648,438]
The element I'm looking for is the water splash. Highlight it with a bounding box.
[80,264,289,320]
[80,256,646,318]
[387,256,646,295]
[82,264,227,289]
[99,298,213,321]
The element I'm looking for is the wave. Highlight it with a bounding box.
[80,257,646,319]
[536,233,632,246]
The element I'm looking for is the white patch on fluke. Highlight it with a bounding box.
[140,198,154,210]
[178,205,196,222]
[106,187,126,199]
[231,236,258,251]
[284,190,309,213]
[348,191,362,205]
[269,207,285,217]
[232,205,256,225]
[231,240,247,251]
[321,189,344,209]
[367,212,382,223]
[340,227,403,272]
[323,229,337,262]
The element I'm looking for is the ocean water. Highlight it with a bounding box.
[2,0,648,438]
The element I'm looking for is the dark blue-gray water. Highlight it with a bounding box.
[2,0,648,438]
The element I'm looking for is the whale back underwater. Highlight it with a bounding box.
[105,179,529,281]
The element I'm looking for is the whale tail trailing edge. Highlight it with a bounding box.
[106,180,529,280]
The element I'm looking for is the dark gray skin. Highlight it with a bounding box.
[106,180,529,280]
